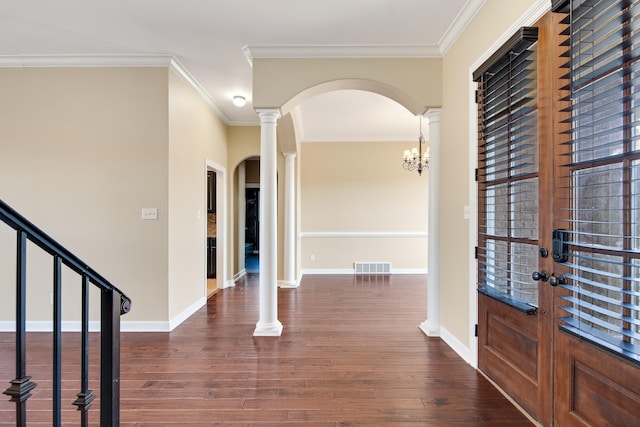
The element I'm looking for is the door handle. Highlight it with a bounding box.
[532,270,549,282]
[548,274,566,287]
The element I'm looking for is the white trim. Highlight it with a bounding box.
[300,231,427,238]
[0,318,200,333]
[168,297,206,331]
[468,73,480,369]
[0,321,102,332]
[439,0,486,55]
[224,279,237,288]
[206,159,228,299]
[301,268,427,275]
[440,326,473,365]
[393,268,428,274]
[419,320,441,337]
[278,279,300,288]
[234,269,247,281]
[170,58,230,124]
[0,54,173,68]
[243,45,442,62]
[302,269,356,275]
[121,321,171,332]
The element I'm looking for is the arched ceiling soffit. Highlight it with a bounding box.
[280,79,425,118]
[277,112,298,154]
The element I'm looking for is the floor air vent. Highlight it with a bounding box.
[354,262,391,275]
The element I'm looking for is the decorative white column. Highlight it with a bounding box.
[254,109,283,336]
[280,152,298,288]
[420,108,441,337]
[237,161,246,278]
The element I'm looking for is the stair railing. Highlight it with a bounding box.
[0,198,131,426]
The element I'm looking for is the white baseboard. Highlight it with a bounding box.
[393,268,428,274]
[0,297,207,333]
[419,319,441,337]
[301,268,427,275]
[167,297,206,331]
[233,269,246,281]
[301,268,353,275]
[121,321,171,332]
[0,320,102,332]
[440,326,473,365]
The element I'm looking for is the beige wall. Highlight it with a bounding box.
[167,71,228,320]
[440,0,541,346]
[300,141,428,271]
[0,67,230,328]
[227,126,260,277]
[253,58,442,115]
[0,67,170,323]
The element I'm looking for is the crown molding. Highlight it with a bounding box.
[438,0,486,55]
[168,57,230,124]
[242,44,442,66]
[0,54,173,68]
[0,54,231,125]
[439,0,550,56]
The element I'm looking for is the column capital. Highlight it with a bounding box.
[256,108,281,124]
[283,152,297,160]
[424,108,441,124]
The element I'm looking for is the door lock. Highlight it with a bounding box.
[553,229,569,263]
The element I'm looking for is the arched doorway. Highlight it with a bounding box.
[251,76,441,337]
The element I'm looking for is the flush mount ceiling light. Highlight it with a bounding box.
[232,95,246,107]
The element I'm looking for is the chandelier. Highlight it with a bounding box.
[403,115,430,175]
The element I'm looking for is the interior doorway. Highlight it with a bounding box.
[207,169,218,297]
[245,187,260,273]
[206,160,226,298]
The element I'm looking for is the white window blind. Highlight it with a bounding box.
[555,0,640,363]
[474,28,540,312]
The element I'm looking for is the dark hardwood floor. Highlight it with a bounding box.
[1,274,532,426]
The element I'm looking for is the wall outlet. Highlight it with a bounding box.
[50,293,53,305]
[310,254,315,261]
[141,208,158,220]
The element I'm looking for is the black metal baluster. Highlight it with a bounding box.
[101,289,121,426]
[73,275,95,426]
[53,255,62,426]
[3,230,37,427]
[1,199,130,426]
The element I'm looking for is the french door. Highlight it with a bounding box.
[475,13,555,426]
[551,1,640,425]
[476,4,640,426]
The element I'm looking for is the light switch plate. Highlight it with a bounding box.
[142,208,158,220]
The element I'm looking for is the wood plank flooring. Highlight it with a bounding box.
[0,274,532,426]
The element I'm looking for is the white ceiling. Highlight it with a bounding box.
[0,0,482,142]
[295,90,424,142]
